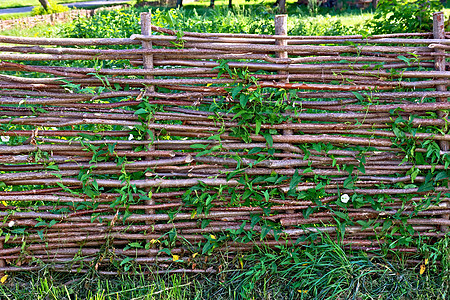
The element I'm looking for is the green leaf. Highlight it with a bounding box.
[356,220,371,230]
[159,248,171,256]
[232,110,246,120]
[334,211,348,220]
[107,143,116,154]
[260,225,271,241]
[134,108,147,115]
[289,169,302,194]
[46,164,60,171]
[303,206,314,219]
[435,171,448,182]
[343,176,355,189]
[196,149,212,157]
[255,120,261,135]
[357,164,365,174]
[239,94,249,108]
[315,182,325,190]
[35,221,47,227]
[248,147,262,155]
[397,55,410,66]
[190,144,208,149]
[415,152,425,165]
[78,133,99,141]
[202,241,213,254]
[352,91,365,101]
[262,133,273,147]
[263,190,270,202]
[92,179,99,191]
[201,219,211,229]
[120,257,134,266]
[37,230,44,241]
[232,86,244,99]
[303,167,313,174]
[418,182,434,193]
[123,210,133,221]
[128,242,142,248]
[382,220,392,232]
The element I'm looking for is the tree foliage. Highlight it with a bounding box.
[32,0,69,15]
[368,0,443,34]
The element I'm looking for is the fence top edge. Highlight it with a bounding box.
[0,33,440,46]
[151,25,435,40]
[130,34,450,46]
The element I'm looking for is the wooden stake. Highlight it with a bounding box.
[275,14,295,215]
[140,12,156,223]
[274,15,288,74]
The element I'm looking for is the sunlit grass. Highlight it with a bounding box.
[0,12,31,20]
[0,23,66,37]
[0,0,119,10]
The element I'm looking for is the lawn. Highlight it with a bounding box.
[0,0,124,10]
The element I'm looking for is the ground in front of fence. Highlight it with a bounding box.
[0,236,449,300]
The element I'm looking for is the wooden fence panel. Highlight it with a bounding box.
[0,13,449,273]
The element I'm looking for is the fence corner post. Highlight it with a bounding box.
[433,11,449,233]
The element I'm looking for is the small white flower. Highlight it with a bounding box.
[340,194,350,203]
[8,221,15,228]
[128,134,134,141]
[1,136,10,142]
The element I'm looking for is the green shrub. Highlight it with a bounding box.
[63,5,358,39]
[367,0,443,34]
[289,15,354,36]
[31,0,69,16]
[65,9,141,39]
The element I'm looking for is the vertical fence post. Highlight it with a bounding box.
[275,14,289,88]
[433,12,449,233]
[274,15,288,68]
[275,15,292,133]
[275,15,296,213]
[140,13,156,225]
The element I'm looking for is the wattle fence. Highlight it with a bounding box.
[0,12,450,274]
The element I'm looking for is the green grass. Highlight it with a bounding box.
[0,236,448,299]
[0,0,115,10]
[0,272,204,300]
[0,23,66,37]
[0,12,31,20]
